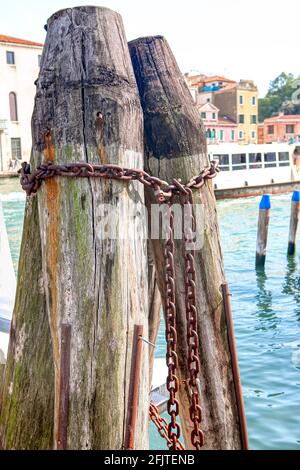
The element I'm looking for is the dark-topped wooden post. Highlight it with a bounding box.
[129,36,247,450]
[256,194,271,268]
[287,191,300,256]
[1,6,149,450]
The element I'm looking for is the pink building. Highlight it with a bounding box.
[262,113,300,144]
[198,102,237,144]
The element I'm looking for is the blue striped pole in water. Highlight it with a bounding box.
[256,194,271,268]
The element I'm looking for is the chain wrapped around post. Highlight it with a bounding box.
[19,156,219,450]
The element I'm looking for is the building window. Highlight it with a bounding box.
[251,115,257,124]
[252,96,256,106]
[11,138,22,160]
[220,130,224,141]
[9,92,18,121]
[212,129,216,138]
[6,51,15,65]
[201,112,206,119]
[239,114,245,124]
[252,131,256,139]
[239,131,243,140]
[212,112,216,120]
[268,125,274,134]
[239,95,244,105]
[231,130,235,141]
[286,124,295,134]
[38,55,42,67]
[206,129,212,138]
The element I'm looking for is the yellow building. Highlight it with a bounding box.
[213,80,258,144]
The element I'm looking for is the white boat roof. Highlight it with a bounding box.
[208,142,294,154]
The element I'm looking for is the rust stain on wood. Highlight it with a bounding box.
[98,143,108,164]
[44,129,61,446]
[95,115,108,164]
[44,130,55,162]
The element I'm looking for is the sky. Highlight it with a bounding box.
[0,0,299,97]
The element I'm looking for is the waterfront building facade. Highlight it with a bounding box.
[213,80,258,144]
[198,102,237,144]
[261,113,300,144]
[0,35,43,172]
[186,73,259,144]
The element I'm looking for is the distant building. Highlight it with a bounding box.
[185,73,236,107]
[213,80,258,144]
[0,34,43,172]
[261,113,300,144]
[185,73,259,144]
[198,102,237,144]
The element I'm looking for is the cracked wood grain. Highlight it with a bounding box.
[1,6,149,450]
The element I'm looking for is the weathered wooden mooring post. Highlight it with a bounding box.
[1,6,149,450]
[0,196,54,449]
[287,191,300,256]
[129,36,247,450]
[256,194,271,268]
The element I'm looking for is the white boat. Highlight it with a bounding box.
[0,196,16,360]
[208,143,300,199]
[151,358,168,413]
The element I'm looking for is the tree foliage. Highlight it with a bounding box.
[259,73,300,122]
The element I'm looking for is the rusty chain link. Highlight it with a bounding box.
[164,203,181,450]
[19,158,219,450]
[149,403,185,450]
[180,188,204,449]
[19,160,219,201]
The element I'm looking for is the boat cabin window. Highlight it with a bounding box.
[278,152,290,167]
[232,153,246,171]
[213,154,229,171]
[264,152,276,168]
[249,153,262,169]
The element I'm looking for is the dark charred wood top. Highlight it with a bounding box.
[129,36,207,161]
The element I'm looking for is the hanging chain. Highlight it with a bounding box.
[149,403,185,450]
[19,157,219,450]
[180,188,204,449]
[164,202,181,450]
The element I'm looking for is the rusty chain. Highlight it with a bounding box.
[19,158,219,450]
[164,203,181,450]
[19,160,219,201]
[149,403,185,450]
[180,188,204,449]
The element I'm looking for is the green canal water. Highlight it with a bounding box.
[1,178,300,450]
